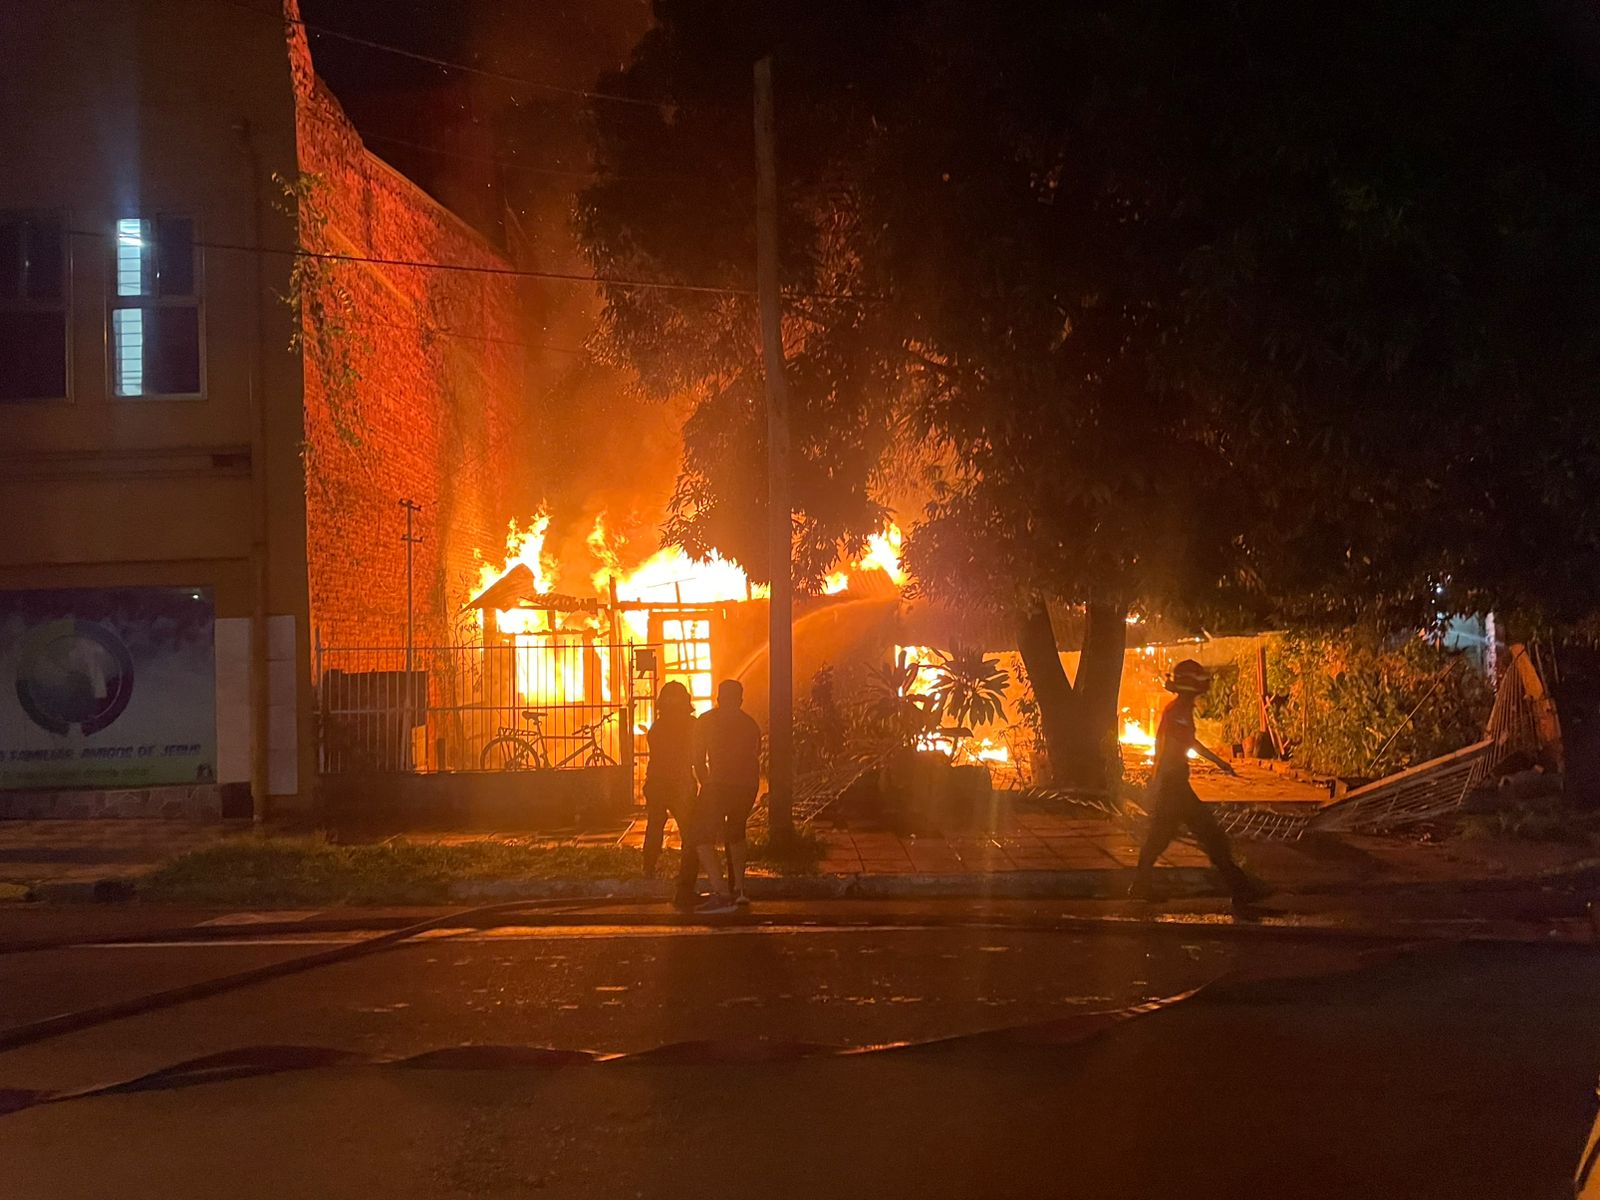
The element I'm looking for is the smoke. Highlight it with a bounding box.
[305,1,679,582]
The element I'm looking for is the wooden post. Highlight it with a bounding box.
[1511,643,1565,772]
[755,55,794,842]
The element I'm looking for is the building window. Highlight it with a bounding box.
[0,212,68,402]
[110,216,200,398]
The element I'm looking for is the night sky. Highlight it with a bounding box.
[298,0,653,248]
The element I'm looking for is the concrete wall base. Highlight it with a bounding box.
[319,768,630,834]
[0,784,240,821]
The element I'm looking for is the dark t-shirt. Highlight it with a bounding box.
[645,709,696,787]
[695,705,762,791]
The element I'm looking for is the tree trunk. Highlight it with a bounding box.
[1051,601,1129,790]
[1015,600,1076,785]
[1015,599,1131,791]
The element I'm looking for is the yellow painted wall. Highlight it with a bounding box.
[0,0,315,810]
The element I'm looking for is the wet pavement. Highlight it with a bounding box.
[0,902,1596,1197]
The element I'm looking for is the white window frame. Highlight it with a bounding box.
[0,209,70,404]
[108,214,205,401]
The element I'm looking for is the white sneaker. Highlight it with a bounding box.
[696,896,738,915]
[733,891,751,907]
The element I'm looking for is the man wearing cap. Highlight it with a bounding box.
[1129,658,1269,905]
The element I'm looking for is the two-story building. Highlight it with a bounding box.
[0,0,530,820]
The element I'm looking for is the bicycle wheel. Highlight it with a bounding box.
[585,746,617,767]
[481,735,535,771]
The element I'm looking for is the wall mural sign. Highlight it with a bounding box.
[0,587,217,791]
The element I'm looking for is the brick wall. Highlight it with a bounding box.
[285,3,526,656]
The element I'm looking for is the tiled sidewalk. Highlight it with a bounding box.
[609,807,1216,874]
[812,815,1214,875]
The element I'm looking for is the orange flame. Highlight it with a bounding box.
[1120,717,1156,748]
[823,523,908,595]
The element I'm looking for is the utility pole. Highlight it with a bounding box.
[754,55,794,843]
[399,499,423,764]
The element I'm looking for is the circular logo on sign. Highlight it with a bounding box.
[15,620,135,736]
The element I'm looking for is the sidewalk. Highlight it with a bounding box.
[0,773,1594,906]
[0,821,247,899]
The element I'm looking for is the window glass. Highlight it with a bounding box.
[0,310,68,400]
[155,216,195,297]
[0,212,67,401]
[111,215,200,397]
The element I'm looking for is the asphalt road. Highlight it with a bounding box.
[0,904,1595,1198]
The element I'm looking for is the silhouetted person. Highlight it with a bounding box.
[694,678,763,906]
[1130,659,1269,905]
[642,681,703,908]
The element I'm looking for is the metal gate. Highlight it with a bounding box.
[316,639,666,795]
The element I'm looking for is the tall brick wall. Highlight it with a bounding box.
[285,3,527,655]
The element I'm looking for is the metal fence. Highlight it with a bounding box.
[317,640,665,781]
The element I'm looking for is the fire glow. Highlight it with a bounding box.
[824,525,908,594]
[473,513,912,712]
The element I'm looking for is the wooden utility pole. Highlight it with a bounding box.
[399,498,423,679]
[754,55,794,842]
[399,498,423,768]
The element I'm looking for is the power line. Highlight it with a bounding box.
[71,226,753,295]
[354,128,697,185]
[216,0,693,112]
[69,227,872,302]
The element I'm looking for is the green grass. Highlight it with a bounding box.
[140,826,830,906]
[141,837,647,906]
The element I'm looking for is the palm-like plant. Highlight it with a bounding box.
[927,648,1010,732]
[863,650,941,750]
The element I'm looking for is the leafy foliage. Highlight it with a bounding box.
[581,1,1600,633]
[861,651,942,751]
[273,171,372,450]
[1204,633,1494,779]
[926,648,1010,731]
[581,1,1600,786]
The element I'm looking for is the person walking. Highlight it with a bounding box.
[1129,659,1269,906]
[641,681,708,909]
[694,678,763,907]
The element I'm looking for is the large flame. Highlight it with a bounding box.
[823,523,907,595]
[611,545,765,606]
[475,513,606,708]
[860,525,908,587]
[587,514,765,644]
[477,514,556,603]
[474,512,911,716]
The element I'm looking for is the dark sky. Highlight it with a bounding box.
[299,0,654,248]
[297,1,686,571]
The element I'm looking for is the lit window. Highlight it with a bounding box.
[0,211,67,401]
[109,216,200,397]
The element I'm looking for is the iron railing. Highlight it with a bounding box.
[316,640,665,783]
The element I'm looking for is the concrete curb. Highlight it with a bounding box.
[448,867,1221,903]
[6,857,1598,907]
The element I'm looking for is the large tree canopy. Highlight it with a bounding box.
[579,0,1600,785]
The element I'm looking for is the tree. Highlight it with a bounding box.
[579,0,1600,789]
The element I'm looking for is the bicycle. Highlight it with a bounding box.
[480,710,619,770]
